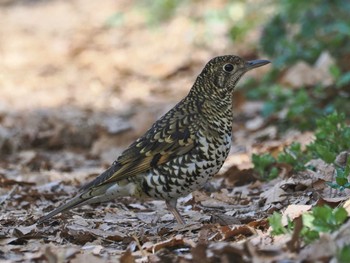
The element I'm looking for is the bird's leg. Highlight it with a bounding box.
[166,199,185,225]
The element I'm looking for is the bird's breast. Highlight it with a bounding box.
[141,127,232,200]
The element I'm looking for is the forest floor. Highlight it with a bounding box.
[1,1,350,262]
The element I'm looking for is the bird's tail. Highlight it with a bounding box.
[37,182,128,224]
[37,194,90,224]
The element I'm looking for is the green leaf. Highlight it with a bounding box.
[333,207,348,225]
[252,153,277,181]
[310,206,347,232]
[300,228,319,244]
[329,64,341,79]
[338,245,350,263]
[336,176,348,186]
[268,212,288,235]
[268,167,279,180]
[277,142,309,171]
[314,144,337,163]
[302,212,315,229]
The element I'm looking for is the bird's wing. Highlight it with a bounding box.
[37,103,200,223]
[80,102,200,193]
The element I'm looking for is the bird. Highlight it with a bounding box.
[37,55,270,225]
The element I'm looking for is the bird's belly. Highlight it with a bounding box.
[142,133,232,200]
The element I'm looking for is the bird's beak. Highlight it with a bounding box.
[245,59,271,71]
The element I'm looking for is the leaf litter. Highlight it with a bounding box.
[1,0,350,262]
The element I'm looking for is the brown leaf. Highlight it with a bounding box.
[146,235,189,253]
[260,179,289,205]
[335,151,350,167]
[0,175,35,187]
[120,250,135,263]
[223,167,256,186]
[247,219,269,230]
[12,225,37,237]
[191,243,209,263]
[216,225,255,241]
[64,225,97,245]
[210,214,241,226]
[211,243,246,263]
[317,196,349,208]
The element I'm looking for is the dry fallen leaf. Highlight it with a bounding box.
[120,250,135,263]
[281,204,312,225]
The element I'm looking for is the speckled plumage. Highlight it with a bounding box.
[38,55,270,225]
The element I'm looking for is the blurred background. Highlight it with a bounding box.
[2,1,350,260]
[0,0,349,176]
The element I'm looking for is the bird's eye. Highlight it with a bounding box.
[223,63,234,72]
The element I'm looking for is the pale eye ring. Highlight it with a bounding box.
[223,63,234,72]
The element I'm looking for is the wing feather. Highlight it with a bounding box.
[80,100,200,192]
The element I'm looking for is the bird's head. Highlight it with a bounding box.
[192,55,270,99]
